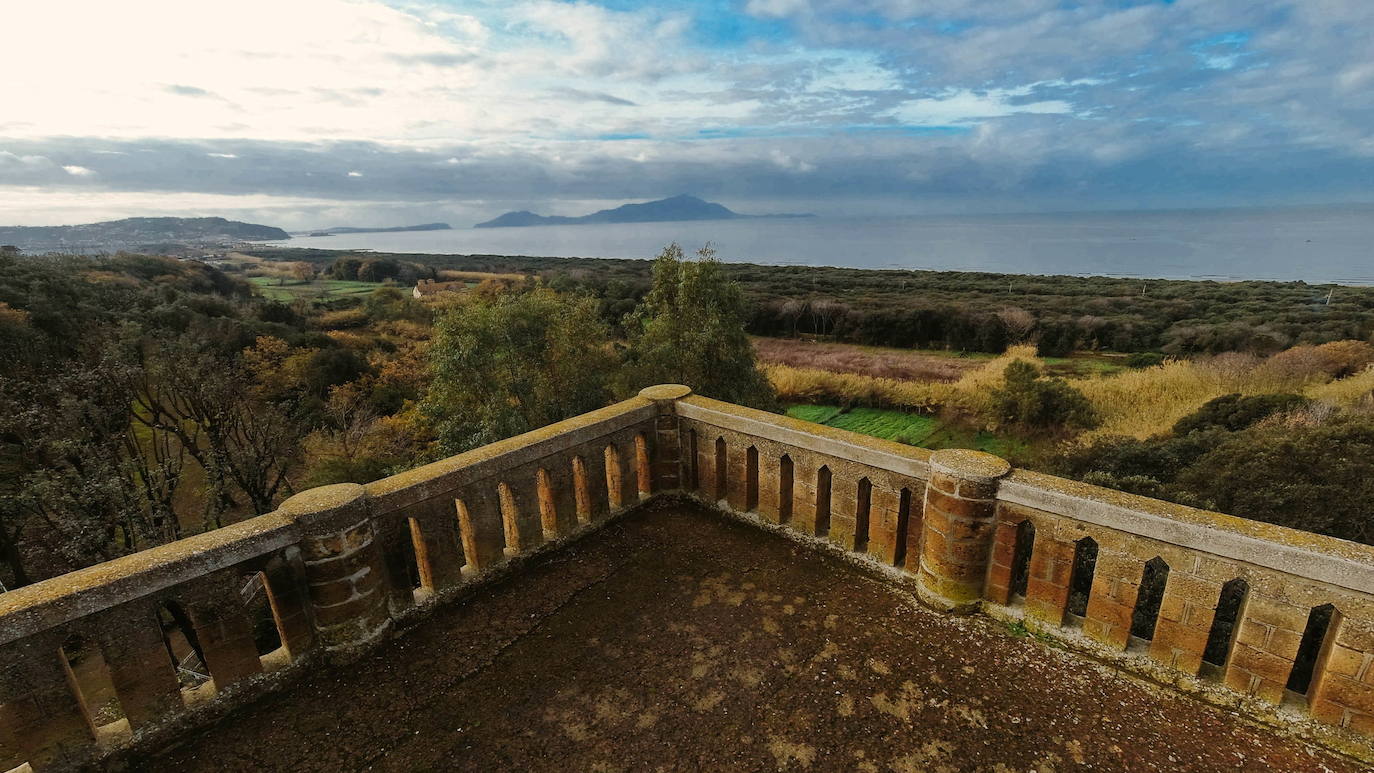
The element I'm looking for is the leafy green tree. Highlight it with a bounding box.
[986,361,1097,431]
[424,288,616,454]
[616,244,775,409]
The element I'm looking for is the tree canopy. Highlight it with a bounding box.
[616,244,775,409]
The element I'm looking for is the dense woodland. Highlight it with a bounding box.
[0,247,766,588]
[249,248,1374,356]
[5,246,1374,591]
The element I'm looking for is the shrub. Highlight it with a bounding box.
[1126,352,1164,369]
[1315,340,1374,378]
[1176,418,1374,544]
[985,361,1097,431]
[1172,393,1312,435]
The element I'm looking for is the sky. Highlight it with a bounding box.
[2,0,1373,228]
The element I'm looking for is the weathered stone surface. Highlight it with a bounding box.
[134,505,1363,773]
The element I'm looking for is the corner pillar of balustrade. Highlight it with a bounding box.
[916,449,1012,612]
[279,483,392,658]
[638,384,693,494]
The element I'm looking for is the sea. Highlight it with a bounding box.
[262,205,1374,284]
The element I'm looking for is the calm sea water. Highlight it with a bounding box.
[264,206,1374,284]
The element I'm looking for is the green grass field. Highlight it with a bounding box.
[785,404,1031,460]
[249,277,383,301]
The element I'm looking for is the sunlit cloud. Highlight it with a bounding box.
[1,0,1372,224]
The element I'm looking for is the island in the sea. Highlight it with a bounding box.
[0,216,289,253]
[302,223,452,237]
[474,194,812,228]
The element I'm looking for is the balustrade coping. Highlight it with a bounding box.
[677,393,1374,596]
[5,387,1374,654]
[676,395,934,479]
[0,396,662,647]
[364,396,657,512]
[0,511,297,646]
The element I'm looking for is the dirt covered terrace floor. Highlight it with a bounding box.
[135,500,1362,772]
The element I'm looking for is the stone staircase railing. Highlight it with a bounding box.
[3,385,1374,770]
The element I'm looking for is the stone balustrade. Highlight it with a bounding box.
[3,385,1374,770]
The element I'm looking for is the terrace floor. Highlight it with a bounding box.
[137,501,1360,772]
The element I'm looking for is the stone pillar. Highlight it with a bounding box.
[639,384,693,493]
[916,449,1011,610]
[281,483,392,655]
[0,634,95,771]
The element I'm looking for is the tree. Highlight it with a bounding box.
[134,336,302,521]
[616,244,776,409]
[986,361,1097,432]
[328,257,363,280]
[423,288,616,454]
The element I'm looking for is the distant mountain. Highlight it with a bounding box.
[302,223,452,237]
[0,217,288,253]
[474,195,812,228]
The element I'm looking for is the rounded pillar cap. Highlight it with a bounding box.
[279,482,367,527]
[929,449,1011,484]
[638,384,693,401]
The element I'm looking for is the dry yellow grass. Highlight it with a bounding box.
[765,345,1040,415]
[436,269,529,283]
[768,340,1374,441]
[1305,365,1374,409]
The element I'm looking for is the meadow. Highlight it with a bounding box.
[770,338,1374,468]
[248,276,382,302]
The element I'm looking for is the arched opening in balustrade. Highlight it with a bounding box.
[604,445,624,510]
[815,465,832,536]
[1202,578,1249,675]
[714,436,728,502]
[778,454,794,524]
[60,633,118,735]
[854,477,872,552]
[404,517,429,599]
[687,429,699,491]
[635,433,652,499]
[537,467,559,540]
[1287,603,1341,699]
[159,601,208,691]
[239,570,284,664]
[894,487,913,567]
[1009,520,1035,602]
[1066,536,1098,623]
[1130,557,1170,645]
[745,446,759,512]
[571,455,592,524]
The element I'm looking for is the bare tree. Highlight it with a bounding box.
[134,337,301,524]
[997,307,1036,344]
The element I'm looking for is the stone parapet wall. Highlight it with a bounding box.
[4,386,1374,770]
[0,394,664,772]
[675,394,1374,747]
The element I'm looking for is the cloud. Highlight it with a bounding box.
[555,88,639,107]
[165,84,213,98]
[2,0,1373,223]
[62,165,96,177]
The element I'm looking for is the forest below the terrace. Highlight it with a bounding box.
[4,245,1374,597]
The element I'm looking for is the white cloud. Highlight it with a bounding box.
[347,171,364,177]
[886,87,1074,126]
[62,165,96,176]
[745,0,810,18]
